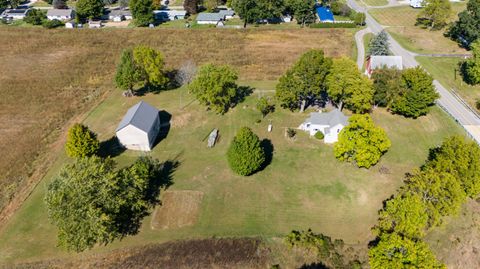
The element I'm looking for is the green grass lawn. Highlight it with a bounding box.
[0,81,465,265]
[369,4,468,54]
[363,0,388,7]
[416,56,480,110]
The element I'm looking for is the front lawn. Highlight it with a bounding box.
[0,80,464,264]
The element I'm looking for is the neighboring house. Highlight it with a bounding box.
[218,9,234,19]
[316,6,334,22]
[108,9,132,21]
[154,9,187,21]
[47,9,75,21]
[299,109,349,144]
[116,101,161,152]
[196,12,224,25]
[1,9,29,20]
[410,0,423,8]
[365,55,403,77]
[88,20,102,28]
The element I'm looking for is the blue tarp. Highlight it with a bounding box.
[316,6,334,22]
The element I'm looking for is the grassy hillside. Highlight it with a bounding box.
[0,27,355,223]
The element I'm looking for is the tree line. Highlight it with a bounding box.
[369,136,480,268]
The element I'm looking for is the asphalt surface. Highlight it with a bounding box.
[348,0,480,143]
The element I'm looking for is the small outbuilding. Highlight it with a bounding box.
[316,6,334,23]
[365,55,403,77]
[116,101,161,151]
[299,109,349,144]
[65,20,75,28]
[196,12,224,25]
[47,9,75,21]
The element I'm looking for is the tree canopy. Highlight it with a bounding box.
[188,63,242,114]
[130,0,154,26]
[23,9,47,25]
[368,30,390,56]
[390,67,438,118]
[232,0,285,27]
[256,97,275,117]
[334,114,391,168]
[462,40,480,85]
[325,57,374,113]
[368,232,445,269]
[276,49,332,111]
[183,0,198,14]
[446,0,480,48]
[65,123,100,158]
[45,156,166,252]
[227,127,266,176]
[416,0,451,30]
[371,67,403,107]
[285,0,316,26]
[76,0,104,21]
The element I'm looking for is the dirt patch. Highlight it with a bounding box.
[151,190,204,230]
[170,112,192,128]
[11,238,270,269]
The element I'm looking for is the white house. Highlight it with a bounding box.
[365,55,403,77]
[218,9,234,19]
[1,9,30,20]
[154,9,187,21]
[196,12,224,25]
[410,0,423,8]
[116,101,161,151]
[108,9,132,21]
[299,109,349,144]
[88,20,103,28]
[47,9,75,21]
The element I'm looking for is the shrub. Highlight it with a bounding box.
[310,22,356,28]
[65,123,100,158]
[227,127,266,176]
[24,9,46,25]
[314,131,324,140]
[286,128,296,138]
[42,19,64,28]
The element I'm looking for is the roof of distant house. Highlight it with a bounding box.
[305,109,349,127]
[108,9,132,17]
[196,12,223,21]
[2,9,29,15]
[116,101,160,133]
[47,9,74,17]
[369,56,403,70]
[218,9,234,16]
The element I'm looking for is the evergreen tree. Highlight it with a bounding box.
[114,48,145,95]
[227,127,266,176]
[65,123,100,158]
[447,0,480,48]
[130,0,154,26]
[276,49,332,111]
[368,30,390,56]
[390,67,439,118]
[334,114,391,168]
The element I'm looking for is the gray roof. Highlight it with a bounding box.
[116,101,160,133]
[370,56,403,70]
[109,9,132,17]
[2,9,29,16]
[305,109,349,127]
[47,9,74,17]
[218,9,234,16]
[196,12,223,21]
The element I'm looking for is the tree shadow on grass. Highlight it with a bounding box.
[117,155,181,237]
[233,85,254,107]
[98,136,126,158]
[134,70,181,96]
[259,139,274,171]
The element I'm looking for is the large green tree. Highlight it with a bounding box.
[416,0,451,30]
[0,0,8,9]
[183,0,198,14]
[130,0,154,26]
[23,9,47,25]
[368,30,390,56]
[462,40,480,84]
[188,64,240,114]
[369,232,445,269]
[390,67,439,118]
[402,168,466,227]
[326,57,374,113]
[447,0,480,48]
[227,127,266,176]
[65,123,100,158]
[334,114,391,168]
[115,48,145,95]
[375,193,428,239]
[371,67,403,107]
[76,0,104,21]
[285,0,316,26]
[132,46,169,88]
[45,156,164,252]
[231,0,285,28]
[276,49,332,111]
[425,136,480,198]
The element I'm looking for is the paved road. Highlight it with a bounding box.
[348,0,480,143]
